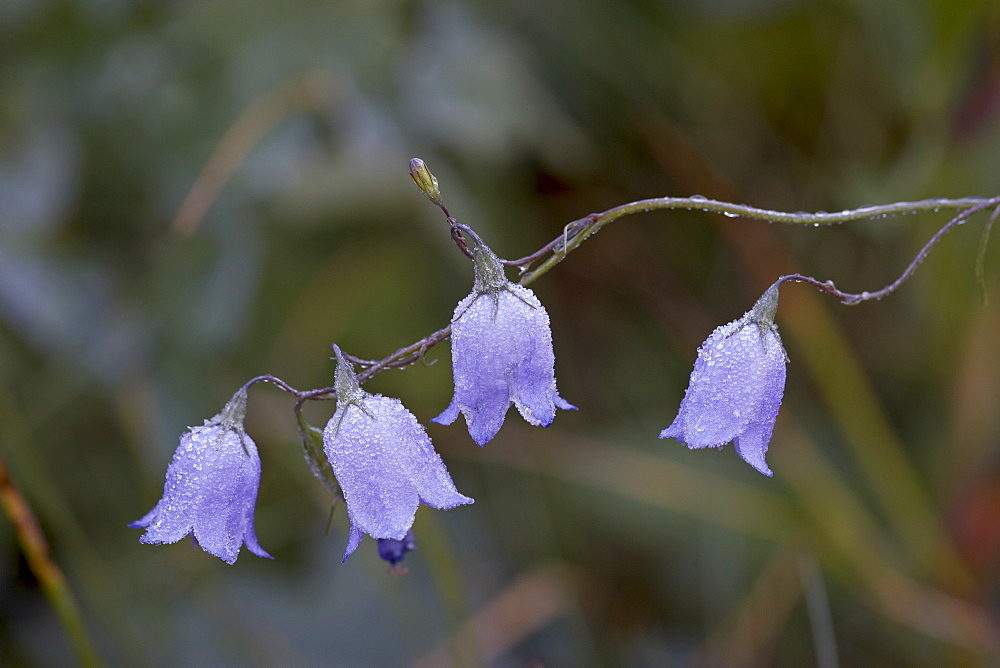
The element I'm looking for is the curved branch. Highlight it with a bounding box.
[778,197,1000,304]
[518,196,993,286]
[248,193,997,400]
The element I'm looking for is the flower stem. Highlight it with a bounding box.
[518,195,996,287]
[246,186,998,396]
[777,197,1000,304]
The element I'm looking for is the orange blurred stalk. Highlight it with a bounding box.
[0,447,100,667]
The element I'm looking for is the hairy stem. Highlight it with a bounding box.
[518,196,994,286]
[246,191,998,403]
[777,197,1000,304]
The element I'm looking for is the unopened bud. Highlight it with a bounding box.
[409,158,442,206]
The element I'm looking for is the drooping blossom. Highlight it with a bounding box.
[324,346,473,562]
[130,387,272,564]
[660,282,787,476]
[378,530,416,567]
[433,241,575,446]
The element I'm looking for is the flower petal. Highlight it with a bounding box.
[431,398,461,426]
[671,322,771,448]
[325,394,473,557]
[191,430,261,563]
[327,399,423,540]
[443,280,573,445]
[131,418,270,563]
[733,329,786,476]
[660,283,788,477]
[341,523,365,563]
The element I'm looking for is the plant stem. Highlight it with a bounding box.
[777,197,1000,304]
[247,192,998,400]
[518,196,994,286]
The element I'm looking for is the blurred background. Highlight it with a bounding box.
[2,0,999,665]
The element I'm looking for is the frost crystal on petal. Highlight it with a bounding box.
[325,348,473,562]
[660,282,787,476]
[129,389,272,564]
[433,244,575,445]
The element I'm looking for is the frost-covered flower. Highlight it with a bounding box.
[324,346,473,562]
[433,242,575,446]
[660,282,787,476]
[129,388,272,564]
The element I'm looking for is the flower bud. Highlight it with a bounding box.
[409,157,442,206]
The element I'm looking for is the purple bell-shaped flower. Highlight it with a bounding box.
[324,346,473,562]
[433,241,575,445]
[660,281,787,476]
[130,387,272,564]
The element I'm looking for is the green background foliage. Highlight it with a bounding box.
[1,0,999,664]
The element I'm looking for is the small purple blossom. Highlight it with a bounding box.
[433,242,575,446]
[325,346,473,562]
[378,530,416,567]
[660,282,787,476]
[129,388,272,564]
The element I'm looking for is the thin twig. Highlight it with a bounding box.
[777,197,1000,304]
[518,196,994,286]
[246,193,998,404]
[502,218,593,268]
[242,374,301,395]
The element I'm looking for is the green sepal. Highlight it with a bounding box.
[295,405,342,500]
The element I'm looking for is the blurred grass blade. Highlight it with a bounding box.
[975,204,998,304]
[799,553,839,668]
[465,431,797,540]
[415,564,580,667]
[0,448,100,667]
[779,424,999,658]
[702,548,804,665]
[171,71,340,236]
